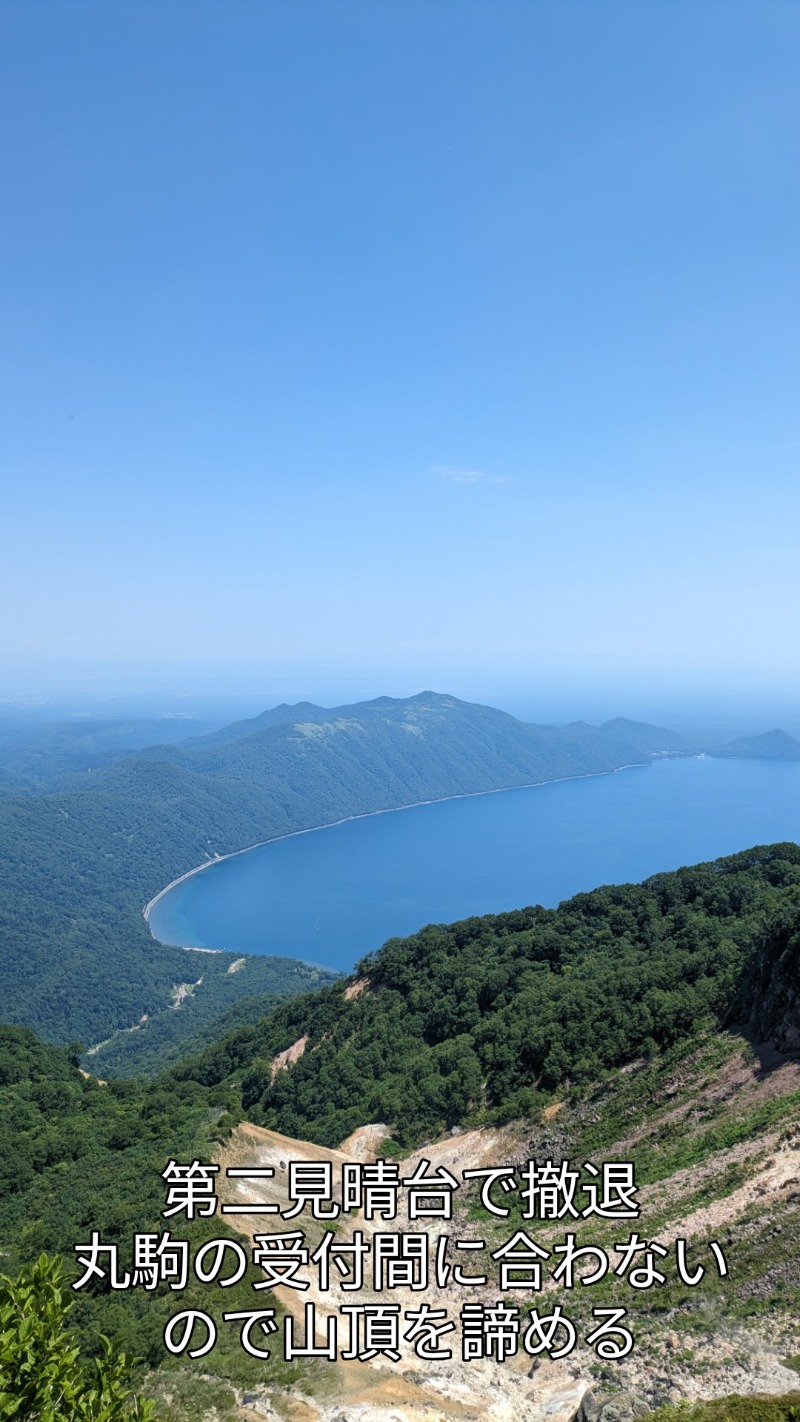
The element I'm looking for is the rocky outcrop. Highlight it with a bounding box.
[574,1392,650,1422]
[736,911,800,1052]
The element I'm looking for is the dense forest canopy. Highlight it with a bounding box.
[0,1024,308,1407]
[176,843,800,1146]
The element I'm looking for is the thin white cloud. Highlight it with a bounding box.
[433,465,505,484]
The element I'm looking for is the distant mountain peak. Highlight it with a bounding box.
[716,728,800,761]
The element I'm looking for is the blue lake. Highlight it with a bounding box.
[147,756,800,971]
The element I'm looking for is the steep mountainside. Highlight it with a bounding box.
[209,1029,800,1422]
[2,846,798,1422]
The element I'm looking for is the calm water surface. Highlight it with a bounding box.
[147,757,800,970]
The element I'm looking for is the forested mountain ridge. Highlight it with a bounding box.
[716,728,800,761]
[136,692,694,791]
[176,841,800,1147]
[2,690,797,1057]
[0,693,697,1053]
[83,695,695,856]
[2,847,798,1420]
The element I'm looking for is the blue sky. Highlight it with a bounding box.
[2,1,799,712]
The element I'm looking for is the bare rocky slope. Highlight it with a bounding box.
[146,1024,800,1422]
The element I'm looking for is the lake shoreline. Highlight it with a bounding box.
[143,756,671,949]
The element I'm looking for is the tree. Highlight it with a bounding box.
[0,1255,154,1421]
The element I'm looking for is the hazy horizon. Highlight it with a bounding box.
[2,664,800,744]
[2,3,799,706]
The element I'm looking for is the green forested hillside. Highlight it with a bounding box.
[177,842,800,1146]
[0,714,223,793]
[140,694,693,805]
[2,847,799,1418]
[0,692,694,1052]
[0,1026,311,1413]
